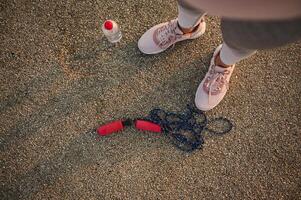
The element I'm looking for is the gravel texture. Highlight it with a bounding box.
[1,0,301,199]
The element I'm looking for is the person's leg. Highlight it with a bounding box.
[177,3,206,32]
[221,18,301,51]
[218,17,301,66]
[218,42,256,66]
[195,17,301,111]
[138,1,206,54]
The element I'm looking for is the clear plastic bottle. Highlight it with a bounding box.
[101,20,122,43]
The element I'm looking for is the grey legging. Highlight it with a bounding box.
[177,0,301,64]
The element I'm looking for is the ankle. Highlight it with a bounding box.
[177,22,200,34]
[215,52,233,68]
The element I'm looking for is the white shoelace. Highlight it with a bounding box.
[156,21,182,49]
[205,66,230,104]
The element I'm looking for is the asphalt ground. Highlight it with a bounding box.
[1,0,301,199]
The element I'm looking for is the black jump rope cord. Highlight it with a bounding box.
[144,104,233,152]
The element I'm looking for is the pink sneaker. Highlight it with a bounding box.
[195,45,235,111]
[138,18,206,54]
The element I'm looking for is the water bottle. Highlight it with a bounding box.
[102,20,122,43]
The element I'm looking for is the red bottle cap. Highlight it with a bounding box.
[104,20,113,30]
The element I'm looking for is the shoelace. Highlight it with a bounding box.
[157,21,182,48]
[206,66,230,104]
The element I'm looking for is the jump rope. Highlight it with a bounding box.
[94,104,233,152]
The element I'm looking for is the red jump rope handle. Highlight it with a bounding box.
[135,120,162,133]
[97,120,125,136]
